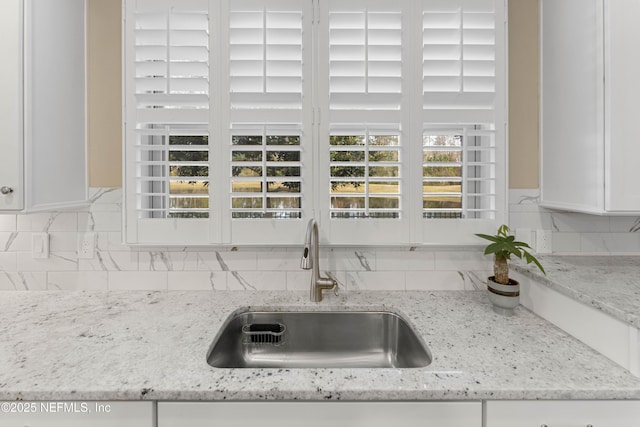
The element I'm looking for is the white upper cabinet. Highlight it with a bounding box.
[0,0,87,212]
[0,0,24,211]
[540,0,640,214]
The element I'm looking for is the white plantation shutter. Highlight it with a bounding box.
[318,0,412,244]
[123,0,506,245]
[222,0,313,244]
[125,0,213,244]
[133,8,210,222]
[419,0,506,243]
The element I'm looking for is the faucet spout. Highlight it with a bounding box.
[300,219,337,302]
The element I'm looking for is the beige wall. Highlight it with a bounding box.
[508,0,539,189]
[86,0,541,189]
[87,0,122,187]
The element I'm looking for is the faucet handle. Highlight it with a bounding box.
[325,273,339,296]
[324,272,340,296]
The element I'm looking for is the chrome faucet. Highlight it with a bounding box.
[301,218,337,302]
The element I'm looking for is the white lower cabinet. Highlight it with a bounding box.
[486,400,640,427]
[514,270,640,376]
[158,402,482,427]
[0,402,153,427]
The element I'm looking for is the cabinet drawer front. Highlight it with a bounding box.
[158,402,482,427]
[486,401,640,427]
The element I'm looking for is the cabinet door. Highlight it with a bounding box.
[486,400,640,427]
[605,0,640,212]
[0,402,153,427]
[25,0,87,210]
[0,0,87,213]
[0,0,24,211]
[158,402,482,427]
[540,0,606,214]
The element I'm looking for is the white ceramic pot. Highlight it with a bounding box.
[486,276,520,316]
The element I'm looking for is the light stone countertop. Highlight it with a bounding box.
[512,256,640,329]
[1,290,640,401]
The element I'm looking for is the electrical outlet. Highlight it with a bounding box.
[32,233,49,259]
[77,232,96,259]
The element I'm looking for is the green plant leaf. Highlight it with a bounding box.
[475,233,503,244]
[501,241,523,258]
[497,224,510,237]
[512,240,533,249]
[483,242,504,255]
[523,251,546,275]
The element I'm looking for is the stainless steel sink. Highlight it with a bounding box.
[207,309,432,368]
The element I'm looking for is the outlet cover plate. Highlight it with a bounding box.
[77,232,96,259]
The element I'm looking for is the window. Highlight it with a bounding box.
[329,129,402,220]
[422,125,497,220]
[136,124,210,219]
[230,125,303,220]
[124,0,506,245]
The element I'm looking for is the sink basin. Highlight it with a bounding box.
[207,309,432,368]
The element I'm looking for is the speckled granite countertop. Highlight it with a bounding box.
[1,290,640,401]
[512,256,640,329]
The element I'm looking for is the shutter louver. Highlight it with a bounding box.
[329,11,402,111]
[422,0,497,124]
[229,9,303,111]
[134,10,209,114]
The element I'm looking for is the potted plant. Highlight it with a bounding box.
[475,225,545,316]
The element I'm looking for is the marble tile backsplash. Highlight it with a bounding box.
[0,188,492,291]
[509,189,640,254]
[2,188,637,291]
